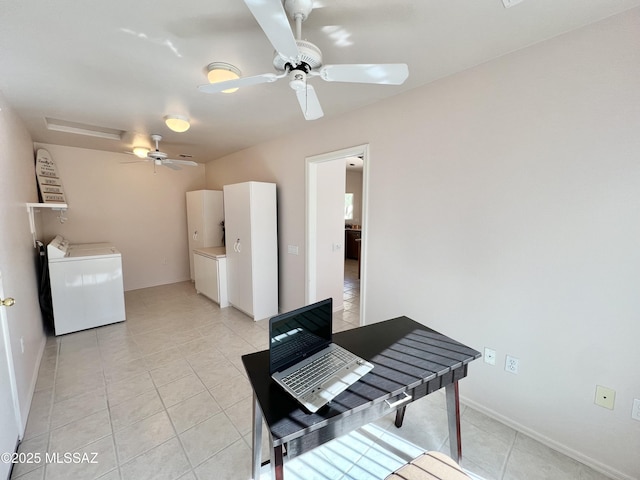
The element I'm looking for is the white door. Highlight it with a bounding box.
[224,183,253,315]
[0,270,20,479]
[315,158,347,309]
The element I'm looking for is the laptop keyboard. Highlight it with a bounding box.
[281,348,356,395]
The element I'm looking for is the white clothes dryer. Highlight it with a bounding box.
[47,235,126,335]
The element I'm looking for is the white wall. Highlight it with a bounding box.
[205,9,640,479]
[38,144,206,290]
[0,91,47,432]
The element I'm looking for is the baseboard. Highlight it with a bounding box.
[460,395,634,480]
[19,333,47,439]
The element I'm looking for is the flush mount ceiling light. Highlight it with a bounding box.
[133,147,150,158]
[164,115,191,133]
[206,62,241,93]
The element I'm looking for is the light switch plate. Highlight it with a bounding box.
[484,348,496,365]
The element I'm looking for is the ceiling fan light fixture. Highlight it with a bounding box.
[133,146,150,158]
[164,115,191,133]
[207,62,241,93]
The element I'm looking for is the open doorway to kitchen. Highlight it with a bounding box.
[343,156,364,323]
[306,144,369,325]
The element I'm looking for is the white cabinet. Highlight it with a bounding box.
[186,190,224,280]
[194,247,228,307]
[223,181,278,320]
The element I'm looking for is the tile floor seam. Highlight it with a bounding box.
[113,418,177,471]
[168,392,222,435]
[39,349,57,480]
[498,427,519,480]
[149,367,196,390]
[220,407,252,449]
[110,381,161,469]
[119,436,191,480]
[23,348,53,479]
[105,433,121,480]
[150,379,202,477]
[177,412,233,471]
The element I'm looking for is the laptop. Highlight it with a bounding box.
[269,298,374,413]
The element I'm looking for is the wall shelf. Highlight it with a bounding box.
[26,202,68,247]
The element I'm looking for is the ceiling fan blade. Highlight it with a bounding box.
[120,159,148,164]
[162,162,182,171]
[165,159,198,167]
[243,0,299,63]
[198,72,282,94]
[319,64,409,85]
[295,84,323,121]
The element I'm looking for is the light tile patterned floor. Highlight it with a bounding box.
[342,258,360,327]
[10,266,612,480]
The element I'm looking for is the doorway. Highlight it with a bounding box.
[305,144,369,324]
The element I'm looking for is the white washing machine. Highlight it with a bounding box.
[47,235,126,335]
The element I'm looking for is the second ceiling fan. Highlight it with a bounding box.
[135,135,198,172]
[198,0,409,120]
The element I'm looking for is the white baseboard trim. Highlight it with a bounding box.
[19,333,47,439]
[460,395,634,480]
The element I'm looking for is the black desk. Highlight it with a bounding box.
[241,316,481,480]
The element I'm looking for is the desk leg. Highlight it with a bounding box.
[445,381,462,463]
[270,443,284,480]
[394,406,406,428]
[252,393,262,480]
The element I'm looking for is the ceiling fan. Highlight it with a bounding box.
[129,134,198,171]
[197,0,409,120]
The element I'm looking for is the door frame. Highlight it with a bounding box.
[305,144,370,324]
[0,269,22,469]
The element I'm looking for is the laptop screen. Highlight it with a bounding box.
[269,298,333,374]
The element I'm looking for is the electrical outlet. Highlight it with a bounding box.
[594,385,615,410]
[505,355,519,374]
[632,399,640,421]
[484,348,496,365]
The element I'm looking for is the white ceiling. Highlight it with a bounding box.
[1,0,639,163]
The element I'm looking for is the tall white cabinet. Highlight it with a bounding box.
[186,190,224,281]
[223,181,278,320]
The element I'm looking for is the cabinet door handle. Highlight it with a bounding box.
[193,230,198,240]
[235,239,241,253]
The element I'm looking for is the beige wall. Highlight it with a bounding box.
[0,91,46,431]
[37,144,206,291]
[205,10,640,479]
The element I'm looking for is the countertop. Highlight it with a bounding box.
[193,246,226,259]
